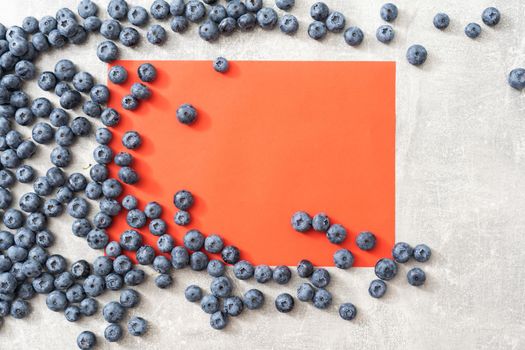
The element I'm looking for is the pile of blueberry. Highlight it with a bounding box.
[0,0,515,349]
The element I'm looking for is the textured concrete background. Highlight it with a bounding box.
[1,0,525,349]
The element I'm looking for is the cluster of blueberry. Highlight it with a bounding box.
[109,63,154,110]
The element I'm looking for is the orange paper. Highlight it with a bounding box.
[107,60,395,267]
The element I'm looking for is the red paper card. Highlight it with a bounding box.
[107,60,395,267]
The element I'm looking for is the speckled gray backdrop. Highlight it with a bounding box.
[1,0,524,349]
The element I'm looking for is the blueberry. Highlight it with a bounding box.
[182,230,203,251]
[297,282,315,302]
[65,284,85,303]
[232,260,253,280]
[122,195,138,210]
[157,234,174,253]
[71,218,92,237]
[77,331,96,349]
[0,231,14,250]
[244,0,261,12]
[124,269,145,286]
[49,108,69,128]
[237,13,256,31]
[199,20,219,41]
[90,164,108,183]
[100,198,122,216]
[78,0,98,18]
[9,37,29,57]
[102,301,125,323]
[312,288,332,309]
[310,2,329,21]
[220,296,243,318]
[291,211,312,232]
[104,323,123,342]
[413,244,431,262]
[0,149,20,169]
[374,258,397,280]
[174,190,194,210]
[131,83,151,100]
[122,130,141,149]
[72,72,94,93]
[71,116,91,137]
[100,19,121,40]
[380,3,398,22]
[67,197,89,219]
[128,6,149,26]
[0,300,9,316]
[151,0,170,19]
[128,316,148,336]
[92,256,112,276]
[333,249,354,269]
[326,224,347,244]
[39,16,57,35]
[83,100,102,118]
[46,290,68,312]
[32,272,54,293]
[209,311,228,330]
[210,276,232,298]
[104,242,121,258]
[248,264,271,284]
[15,166,35,184]
[43,199,63,217]
[368,279,387,298]
[126,209,146,229]
[0,52,17,72]
[54,272,75,291]
[147,24,167,45]
[185,284,203,302]
[36,230,54,248]
[83,274,106,297]
[70,259,90,279]
[326,11,345,33]
[186,0,207,22]
[119,27,140,47]
[102,179,122,198]
[68,173,88,192]
[207,259,225,277]
[349,232,373,253]
[464,23,481,39]
[84,16,102,32]
[97,41,119,62]
[243,289,264,309]
[174,210,191,226]
[339,302,357,321]
[17,282,36,300]
[170,16,189,33]
[15,108,36,127]
[171,246,190,269]
[60,90,82,110]
[1,74,20,91]
[482,7,500,27]
[310,268,330,288]
[119,289,140,309]
[276,0,294,10]
[101,108,120,126]
[119,230,142,252]
[153,255,171,273]
[155,274,172,289]
[3,208,24,229]
[26,212,46,232]
[170,0,186,16]
[106,274,123,291]
[275,293,294,313]
[209,5,227,23]
[392,242,413,263]
[136,245,155,265]
[90,84,109,104]
[407,267,426,286]
[38,71,57,91]
[0,272,17,294]
[112,255,131,276]
[114,152,133,167]
[219,17,236,35]
[10,298,30,319]
[221,245,240,264]
[143,202,161,220]
[204,234,223,253]
[87,228,109,250]
[406,44,427,66]
[138,63,157,82]
[7,246,28,262]
[108,0,129,20]
[0,187,12,209]
[79,297,98,316]
[279,14,299,35]
[257,8,278,30]
[273,265,292,284]
[433,13,450,30]
[190,251,208,271]
[376,24,394,43]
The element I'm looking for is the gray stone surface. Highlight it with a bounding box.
[1,0,524,349]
